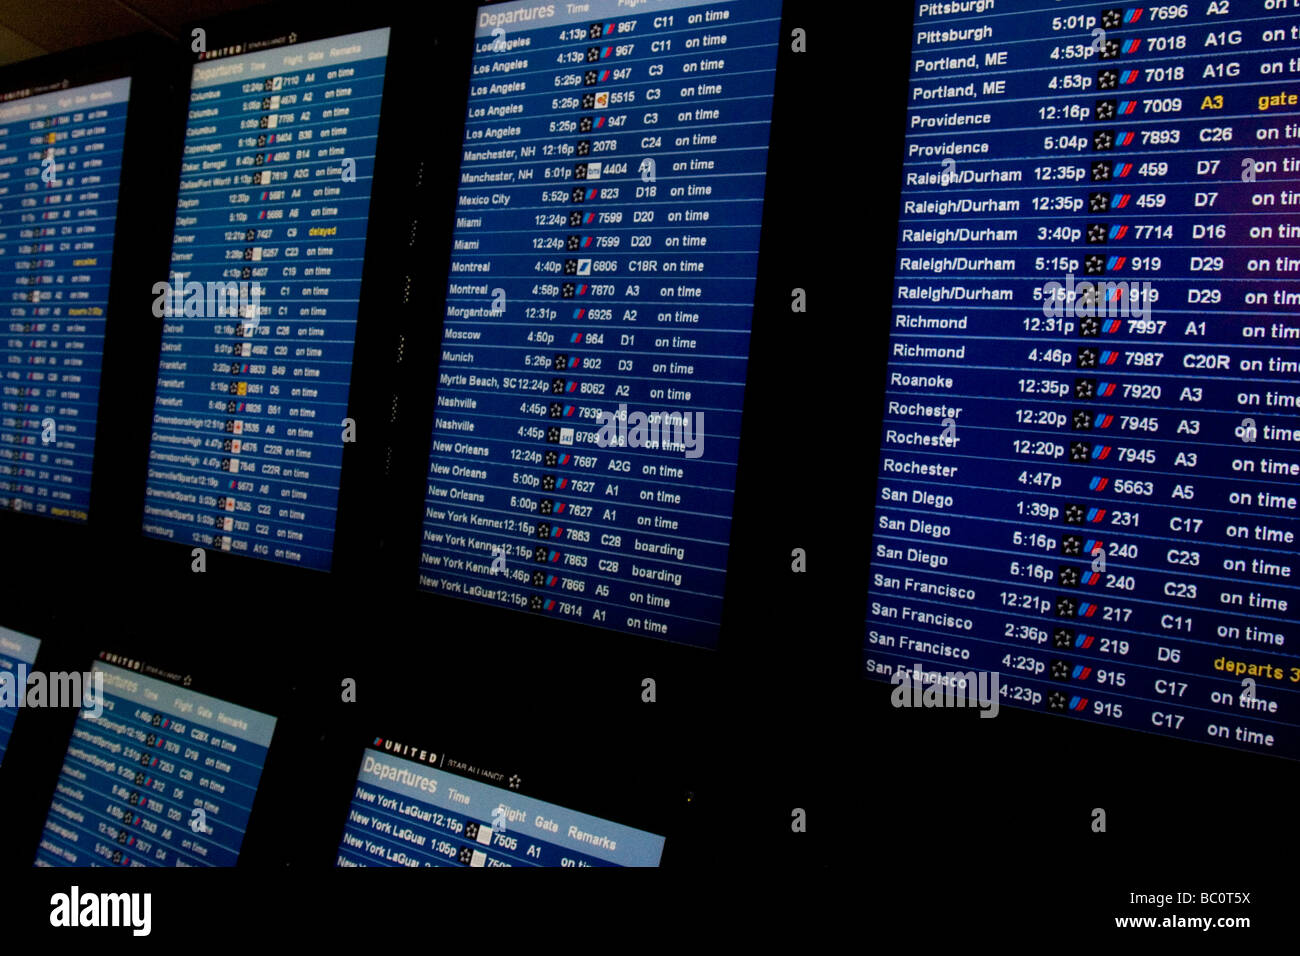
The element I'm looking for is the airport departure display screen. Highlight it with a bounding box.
[35,658,276,867]
[0,77,131,522]
[0,626,41,768]
[418,0,784,648]
[142,29,390,570]
[865,1,1300,758]
[337,740,665,867]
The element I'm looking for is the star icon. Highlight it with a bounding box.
[508,775,521,790]
[1095,99,1117,121]
[1093,129,1115,151]
[1089,192,1110,212]
[1053,628,1076,649]
[1051,660,1072,681]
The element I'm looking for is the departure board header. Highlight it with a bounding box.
[338,745,665,867]
[190,29,391,88]
[474,0,766,35]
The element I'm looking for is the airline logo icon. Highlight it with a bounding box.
[1046,691,1088,712]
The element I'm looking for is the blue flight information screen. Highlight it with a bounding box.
[417,0,783,648]
[141,29,390,570]
[0,77,131,522]
[337,739,665,867]
[0,626,41,768]
[35,658,276,867]
[866,1,1300,758]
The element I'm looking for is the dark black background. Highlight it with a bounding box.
[0,0,1292,941]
